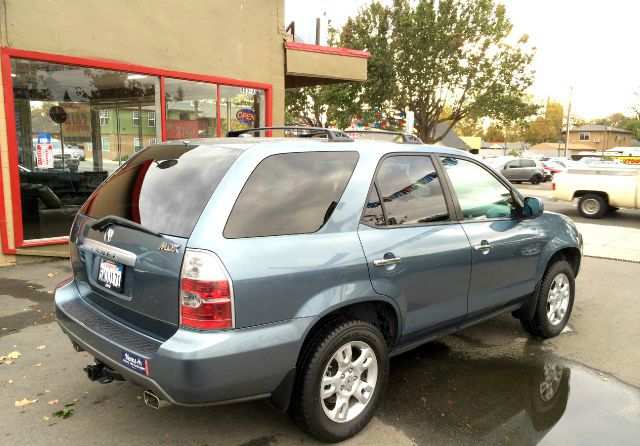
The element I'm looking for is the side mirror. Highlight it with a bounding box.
[523,197,544,218]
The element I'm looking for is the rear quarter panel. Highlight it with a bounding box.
[188,143,400,328]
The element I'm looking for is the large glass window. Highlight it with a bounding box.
[220,86,265,134]
[165,78,217,140]
[224,152,359,238]
[440,157,517,220]
[367,156,449,226]
[11,58,160,240]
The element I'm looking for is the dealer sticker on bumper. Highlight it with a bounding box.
[121,351,149,376]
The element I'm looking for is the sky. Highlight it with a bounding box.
[285,0,639,120]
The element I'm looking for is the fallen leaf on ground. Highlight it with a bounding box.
[47,291,53,294]
[52,402,76,419]
[42,416,50,421]
[47,399,59,405]
[36,345,46,350]
[34,363,42,367]
[6,351,21,359]
[72,398,79,403]
[15,398,38,407]
[47,273,55,277]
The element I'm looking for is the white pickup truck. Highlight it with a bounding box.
[552,165,640,218]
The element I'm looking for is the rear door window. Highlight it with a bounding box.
[224,152,359,238]
[364,155,450,226]
[82,145,242,237]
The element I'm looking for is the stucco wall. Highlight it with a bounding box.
[0,0,286,125]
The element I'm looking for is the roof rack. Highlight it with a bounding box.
[343,129,422,144]
[226,126,353,142]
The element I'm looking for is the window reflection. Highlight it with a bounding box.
[373,156,449,225]
[11,58,159,240]
[164,78,217,140]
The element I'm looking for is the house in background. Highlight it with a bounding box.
[562,125,632,151]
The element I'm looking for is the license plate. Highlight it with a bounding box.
[97,258,124,293]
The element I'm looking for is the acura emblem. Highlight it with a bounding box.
[104,227,114,243]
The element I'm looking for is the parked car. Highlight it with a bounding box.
[553,164,640,218]
[55,128,582,442]
[32,138,86,161]
[488,157,546,184]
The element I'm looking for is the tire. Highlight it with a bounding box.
[530,174,542,185]
[289,319,389,442]
[578,193,607,218]
[520,260,575,339]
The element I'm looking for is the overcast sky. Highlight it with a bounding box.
[285,0,639,120]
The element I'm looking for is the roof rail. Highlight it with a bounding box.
[344,129,423,144]
[226,126,353,142]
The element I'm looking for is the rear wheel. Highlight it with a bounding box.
[578,193,607,218]
[289,319,389,442]
[520,260,575,339]
[530,174,542,185]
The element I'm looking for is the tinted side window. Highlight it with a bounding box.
[224,152,359,238]
[521,159,536,168]
[440,157,517,220]
[371,155,449,226]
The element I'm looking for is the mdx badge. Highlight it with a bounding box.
[104,227,114,243]
[159,242,180,253]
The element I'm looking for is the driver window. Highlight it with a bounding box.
[440,157,517,220]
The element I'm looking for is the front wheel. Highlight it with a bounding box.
[520,260,575,339]
[530,174,542,185]
[289,319,389,442]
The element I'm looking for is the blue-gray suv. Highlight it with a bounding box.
[55,128,582,442]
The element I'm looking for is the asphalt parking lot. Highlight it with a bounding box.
[1,193,639,445]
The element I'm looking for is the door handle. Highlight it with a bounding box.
[373,257,401,267]
[474,241,493,252]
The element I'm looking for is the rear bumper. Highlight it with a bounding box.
[55,280,310,406]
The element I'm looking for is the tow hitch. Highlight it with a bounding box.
[84,362,125,384]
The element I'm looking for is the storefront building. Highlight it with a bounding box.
[0,1,369,265]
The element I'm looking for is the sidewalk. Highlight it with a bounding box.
[575,222,640,262]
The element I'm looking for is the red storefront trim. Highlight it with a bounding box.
[0,47,273,253]
[285,41,371,59]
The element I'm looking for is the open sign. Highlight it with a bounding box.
[236,108,256,124]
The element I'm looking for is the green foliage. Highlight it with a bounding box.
[524,99,563,144]
[285,0,537,140]
[624,118,640,139]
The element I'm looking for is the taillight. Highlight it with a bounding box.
[180,249,234,330]
[552,182,556,191]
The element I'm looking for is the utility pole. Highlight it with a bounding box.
[564,86,573,158]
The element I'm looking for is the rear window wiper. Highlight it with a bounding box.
[91,215,161,238]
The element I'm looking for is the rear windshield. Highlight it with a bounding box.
[82,145,242,237]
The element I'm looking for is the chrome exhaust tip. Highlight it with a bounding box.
[143,390,171,409]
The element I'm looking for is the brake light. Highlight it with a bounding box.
[180,249,234,330]
[552,182,556,191]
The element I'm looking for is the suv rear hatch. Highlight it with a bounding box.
[69,144,242,340]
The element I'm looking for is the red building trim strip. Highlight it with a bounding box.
[159,77,167,142]
[0,47,273,253]
[285,41,371,59]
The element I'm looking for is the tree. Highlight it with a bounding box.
[523,99,563,144]
[285,0,537,140]
[391,0,536,142]
[590,113,630,129]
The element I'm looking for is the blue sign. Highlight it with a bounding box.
[121,350,148,376]
[37,132,51,144]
